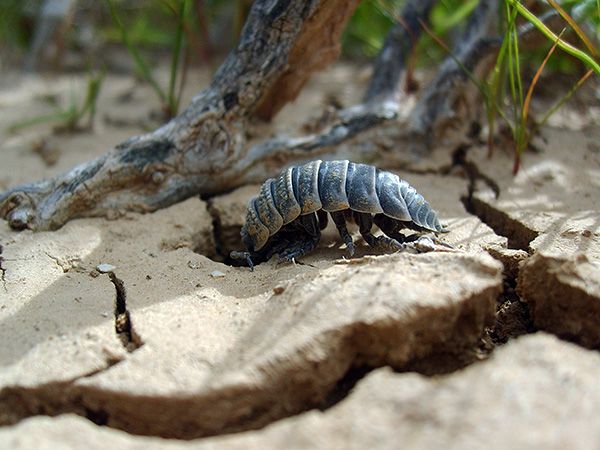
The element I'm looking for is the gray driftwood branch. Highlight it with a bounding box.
[1,0,506,231]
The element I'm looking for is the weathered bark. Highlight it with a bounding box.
[0,0,510,231]
[254,0,362,119]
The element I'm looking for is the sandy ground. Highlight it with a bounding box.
[1,63,600,448]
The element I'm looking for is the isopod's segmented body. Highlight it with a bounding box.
[231,160,445,269]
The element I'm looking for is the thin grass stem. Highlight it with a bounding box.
[504,0,600,76]
[546,0,597,57]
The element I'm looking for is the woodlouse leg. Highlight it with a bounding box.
[330,210,354,256]
[317,209,329,230]
[374,214,453,250]
[230,251,256,270]
[276,235,320,264]
[231,234,296,270]
[373,214,422,243]
[277,213,321,264]
[230,232,292,270]
[266,238,294,260]
[354,212,404,251]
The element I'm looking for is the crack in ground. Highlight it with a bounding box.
[42,250,83,273]
[0,271,142,429]
[0,358,123,427]
[43,250,68,272]
[0,358,478,439]
[0,271,143,428]
[0,245,6,292]
[107,272,143,352]
[409,145,537,346]
[461,233,536,350]
[452,146,539,251]
[463,196,538,251]
[451,146,537,346]
[450,143,501,199]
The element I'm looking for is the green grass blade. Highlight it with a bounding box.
[430,0,479,35]
[546,0,596,57]
[514,29,564,173]
[487,6,514,155]
[505,4,520,133]
[504,0,600,77]
[6,111,71,133]
[80,68,107,129]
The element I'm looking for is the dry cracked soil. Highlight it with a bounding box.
[0,64,599,449]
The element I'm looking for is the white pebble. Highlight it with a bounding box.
[210,270,226,278]
[97,264,116,273]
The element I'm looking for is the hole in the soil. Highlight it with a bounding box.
[489,279,536,345]
[318,365,373,410]
[85,408,109,426]
[206,199,243,265]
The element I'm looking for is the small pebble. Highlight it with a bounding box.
[97,264,116,273]
[210,270,226,278]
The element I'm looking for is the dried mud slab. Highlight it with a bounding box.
[468,127,600,258]
[78,252,500,439]
[0,196,215,421]
[3,333,600,449]
[517,253,600,348]
[198,333,600,449]
[0,220,126,389]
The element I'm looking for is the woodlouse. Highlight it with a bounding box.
[230,160,445,269]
